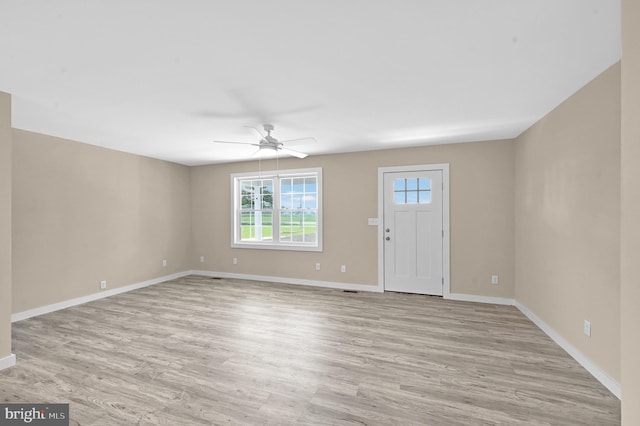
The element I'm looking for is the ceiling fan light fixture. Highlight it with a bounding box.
[251,146,279,158]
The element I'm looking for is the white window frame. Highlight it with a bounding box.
[231,167,323,252]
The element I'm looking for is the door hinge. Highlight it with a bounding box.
[442,229,444,238]
[442,277,444,285]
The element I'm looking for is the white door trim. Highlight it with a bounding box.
[377,163,450,296]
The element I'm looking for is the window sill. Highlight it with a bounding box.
[231,242,323,252]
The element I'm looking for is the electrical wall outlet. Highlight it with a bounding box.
[233,257,238,265]
[584,320,591,337]
[315,263,321,271]
[341,265,347,273]
[200,256,205,263]
[491,275,499,285]
[162,259,167,267]
[100,280,107,290]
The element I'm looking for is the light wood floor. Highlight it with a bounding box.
[1,275,620,425]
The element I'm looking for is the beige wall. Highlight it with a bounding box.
[191,139,515,298]
[0,92,11,359]
[515,62,621,382]
[12,130,192,313]
[621,0,640,422]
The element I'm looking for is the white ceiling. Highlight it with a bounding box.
[0,1,621,166]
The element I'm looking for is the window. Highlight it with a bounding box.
[231,168,322,251]
[394,177,431,204]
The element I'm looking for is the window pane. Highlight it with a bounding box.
[407,191,418,203]
[241,211,256,240]
[281,193,293,209]
[262,180,273,209]
[293,212,304,242]
[240,211,252,240]
[279,211,293,242]
[293,178,304,192]
[394,179,405,191]
[303,211,317,243]
[303,226,317,243]
[419,191,431,203]
[251,180,261,192]
[407,178,418,190]
[303,194,317,209]
[281,178,292,194]
[241,193,252,209]
[241,181,253,209]
[292,194,304,209]
[303,211,317,223]
[241,181,252,193]
[261,181,273,209]
[261,221,273,241]
[394,192,405,204]
[419,178,431,190]
[262,211,273,235]
[305,177,317,193]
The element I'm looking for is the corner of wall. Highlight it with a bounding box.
[11,130,194,315]
[621,0,640,422]
[0,91,14,366]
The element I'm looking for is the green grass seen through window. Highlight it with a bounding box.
[240,211,316,241]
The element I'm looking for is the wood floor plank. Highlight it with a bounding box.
[0,275,620,425]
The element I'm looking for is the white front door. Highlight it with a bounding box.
[383,170,443,295]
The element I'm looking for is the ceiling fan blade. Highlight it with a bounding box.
[212,140,259,146]
[277,136,317,146]
[251,147,280,158]
[280,147,309,159]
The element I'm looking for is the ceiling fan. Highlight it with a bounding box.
[212,124,314,159]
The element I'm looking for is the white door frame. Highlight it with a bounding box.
[377,163,450,297]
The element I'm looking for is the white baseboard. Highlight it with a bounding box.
[11,271,192,323]
[0,353,16,371]
[7,269,621,400]
[445,294,620,399]
[514,301,621,400]
[447,292,515,306]
[191,270,382,293]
